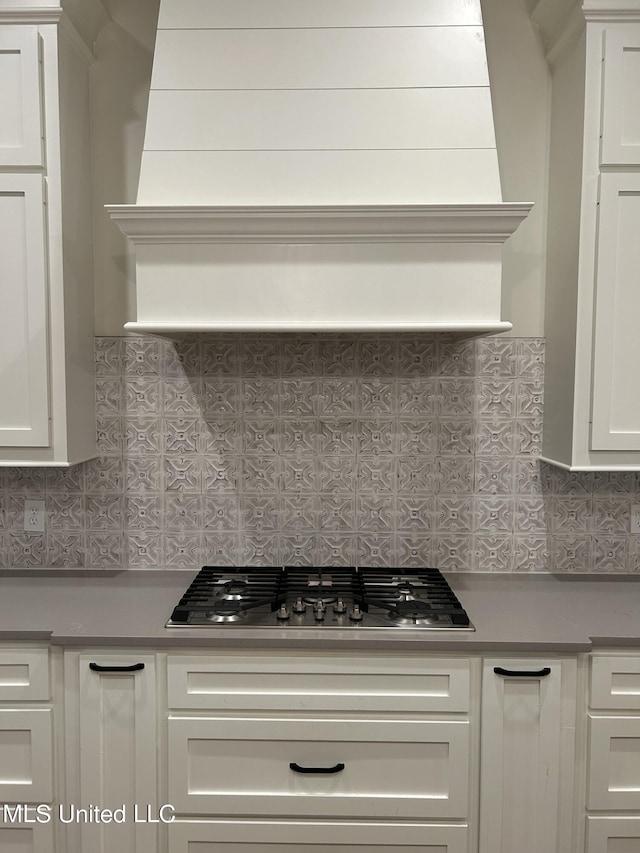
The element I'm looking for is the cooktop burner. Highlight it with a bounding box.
[167,566,473,631]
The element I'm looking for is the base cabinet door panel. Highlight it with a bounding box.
[66,653,157,853]
[479,659,574,853]
[586,816,640,852]
[167,820,469,853]
[0,708,52,802]
[168,716,469,819]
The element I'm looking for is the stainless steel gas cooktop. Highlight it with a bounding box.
[167,566,473,631]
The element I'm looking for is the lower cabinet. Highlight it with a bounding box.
[479,658,577,853]
[586,655,640,851]
[63,651,157,853]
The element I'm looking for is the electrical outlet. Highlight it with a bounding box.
[24,499,46,533]
[632,504,640,535]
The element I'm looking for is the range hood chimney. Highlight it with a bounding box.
[107,0,532,332]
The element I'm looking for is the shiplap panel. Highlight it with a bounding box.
[158,0,482,29]
[137,149,502,205]
[144,87,496,151]
[150,27,489,90]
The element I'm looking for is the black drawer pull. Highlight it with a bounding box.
[89,662,145,673]
[494,666,551,678]
[289,762,345,775]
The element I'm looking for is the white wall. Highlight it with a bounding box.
[92,0,550,337]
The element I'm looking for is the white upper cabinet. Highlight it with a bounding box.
[542,8,640,469]
[0,5,104,466]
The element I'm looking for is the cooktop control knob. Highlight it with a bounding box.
[333,598,347,614]
[313,599,326,621]
[276,603,290,621]
[349,603,364,622]
[292,597,306,614]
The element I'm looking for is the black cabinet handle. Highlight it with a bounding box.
[289,762,345,775]
[494,666,551,678]
[89,662,145,673]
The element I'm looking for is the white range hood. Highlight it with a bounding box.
[107,0,532,333]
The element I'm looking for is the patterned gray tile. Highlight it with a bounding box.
[476,338,517,377]
[513,535,549,572]
[86,494,124,530]
[397,419,437,455]
[358,338,396,376]
[439,419,475,456]
[202,495,240,531]
[241,336,280,375]
[437,336,476,375]
[95,378,123,417]
[96,417,124,456]
[200,418,241,454]
[435,497,473,533]
[437,458,474,495]
[280,495,317,531]
[318,378,357,415]
[281,379,317,415]
[280,534,315,566]
[164,532,201,568]
[396,336,437,375]
[435,535,473,571]
[477,380,517,418]
[358,419,396,454]
[357,495,395,532]
[318,495,355,532]
[124,456,162,492]
[240,495,278,531]
[281,457,317,493]
[517,338,545,376]
[164,418,200,454]
[356,457,396,494]
[9,533,45,567]
[317,457,356,493]
[438,379,476,416]
[126,532,163,568]
[162,377,201,416]
[318,338,357,375]
[95,337,123,376]
[124,377,161,416]
[164,455,201,493]
[124,419,163,454]
[397,456,437,494]
[88,532,125,568]
[282,337,319,376]
[125,495,163,530]
[123,337,163,376]
[47,533,85,568]
[357,534,394,566]
[203,378,241,416]
[202,533,241,566]
[316,534,357,566]
[473,496,513,534]
[203,456,240,492]
[397,496,434,532]
[242,534,278,565]
[164,494,202,530]
[358,379,396,415]
[473,534,513,571]
[48,494,86,530]
[201,337,240,375]
[592,536,628,572]
[243,419,278,454]
[476,420,515,457]
[397,535,435,567]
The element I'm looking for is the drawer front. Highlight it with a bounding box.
[168,716,469,819]
[0,819,53,853]
[168,819,469,853]
[0,709,52,802]
[591,656,640,709]
[586,816,640,853]
[588,715,640,810]
[0,649,50,701]
[167,654,470,713]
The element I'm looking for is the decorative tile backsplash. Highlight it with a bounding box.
[1,334,639,572]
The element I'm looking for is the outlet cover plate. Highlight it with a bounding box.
[24,499,46,533]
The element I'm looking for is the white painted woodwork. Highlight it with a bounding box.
[158,0,483,29]
[132,241,504,330]
[167,654,470,713]
[0,11,96,466]
[75,654,157,853]
[586,816,640,853]
[0,823,54,853]
[144,88,497,153]
[167,819,469,853]
[0,26,42,166]
[601,26,640,164]
[588,715,640,810]
[590,173,640,450]
[117,0,528,332]
[591,656,640,710]
[0,709,52,802]
[137,149,502,207]
[150,27,490,91]
[167,716,470,819]
[0,174,50,448]
[479,660,567,853]
[109,204,529,332]
[0,649,50,701]
[542,7,640,469]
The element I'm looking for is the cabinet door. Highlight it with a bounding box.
[74,654,157,853]
[0,708,52,802]
[601,26,640,165]
[590,173,640,451]
[0,27,42,166]
[168,716,470,819]
[588,715,640,810]
[479,660,567,853]
[0,174,50,447]
[168,819,469,853]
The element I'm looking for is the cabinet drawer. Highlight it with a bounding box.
[0,820,53,853]
[0,649,49,701]
[588,715,640,810]
[168,819,469,853]
[168,716,469,819]
[591,656,640,709]
[0,708,52,802]
[167,654,470,712]
[586,816,640,852]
